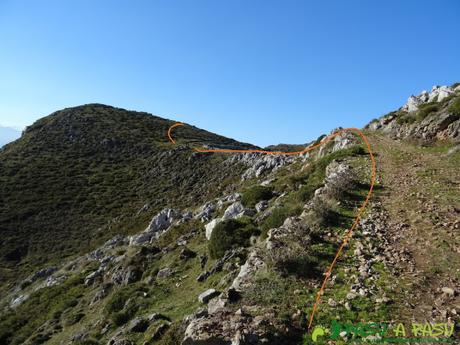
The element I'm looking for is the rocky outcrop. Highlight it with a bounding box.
[228,153,295,180]
[231,250,265,291]
[315,128,359,159]
[197,249,242,282]
[10,294,29,308]
[182,309,272,345]
[19,267,57,288]
[222,202,254,220]
[110,265,142,285]
[195,202,216,221]
[368,85,460,143]
[330,130,359,152]
[371,109,460,142]
[129,208,185,245]
[402,85,456,112]
[215,193,241,209]
[183,247,267,344]
[180,162,359,344]
[255,200,268,212]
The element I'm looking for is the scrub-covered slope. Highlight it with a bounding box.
[0,104,256,289]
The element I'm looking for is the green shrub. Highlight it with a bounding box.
[276,254,321,278]
[313,134,327,145]
[448,97,460,117]
[396,114,416,125]
[112,311,131,326]
[416,103,439,121]
[241,185,273,207]
[105,292,127,314]
[308,198,342,227]
[208,219,259,259]
[260,205,302,235]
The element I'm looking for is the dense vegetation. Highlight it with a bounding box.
[208,218,259,258]
[241,185,273,207]
[448,96,460,117]
[416,102,439,121]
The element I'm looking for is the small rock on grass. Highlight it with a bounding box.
[441,287,455,297]
[198,288,220,303]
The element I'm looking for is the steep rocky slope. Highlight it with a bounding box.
[0,85,459,345]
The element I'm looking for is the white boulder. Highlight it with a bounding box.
[129,208,183,245]
[205,218,222,240]
[222,202,245,220]
[255,200,268,212]
[198,289,220,303]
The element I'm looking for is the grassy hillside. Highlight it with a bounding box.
[0,104,255,288]
[0,136,375,345]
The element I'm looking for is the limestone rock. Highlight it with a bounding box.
[157,267,173,279]
[21,267,57,288]
[402,84,456,112]
[205,218,222,240]
[195,202,216,221]
[111,265,142,285]
[231,250,265,291]
[255,200,268,212]
[84,270,102,286]
[228,153,295,180]
[222,202,251,220]
[129,208,184,245]
[10,294,29,308]
[198,289,220,304]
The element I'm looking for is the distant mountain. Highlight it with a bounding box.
[0,126,21,147]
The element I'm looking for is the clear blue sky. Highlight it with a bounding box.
[0,0,459,146]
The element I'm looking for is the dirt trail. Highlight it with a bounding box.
[369,134,460,324]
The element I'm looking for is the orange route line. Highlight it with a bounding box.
[167,122,185,144]
[167,122,377,332]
